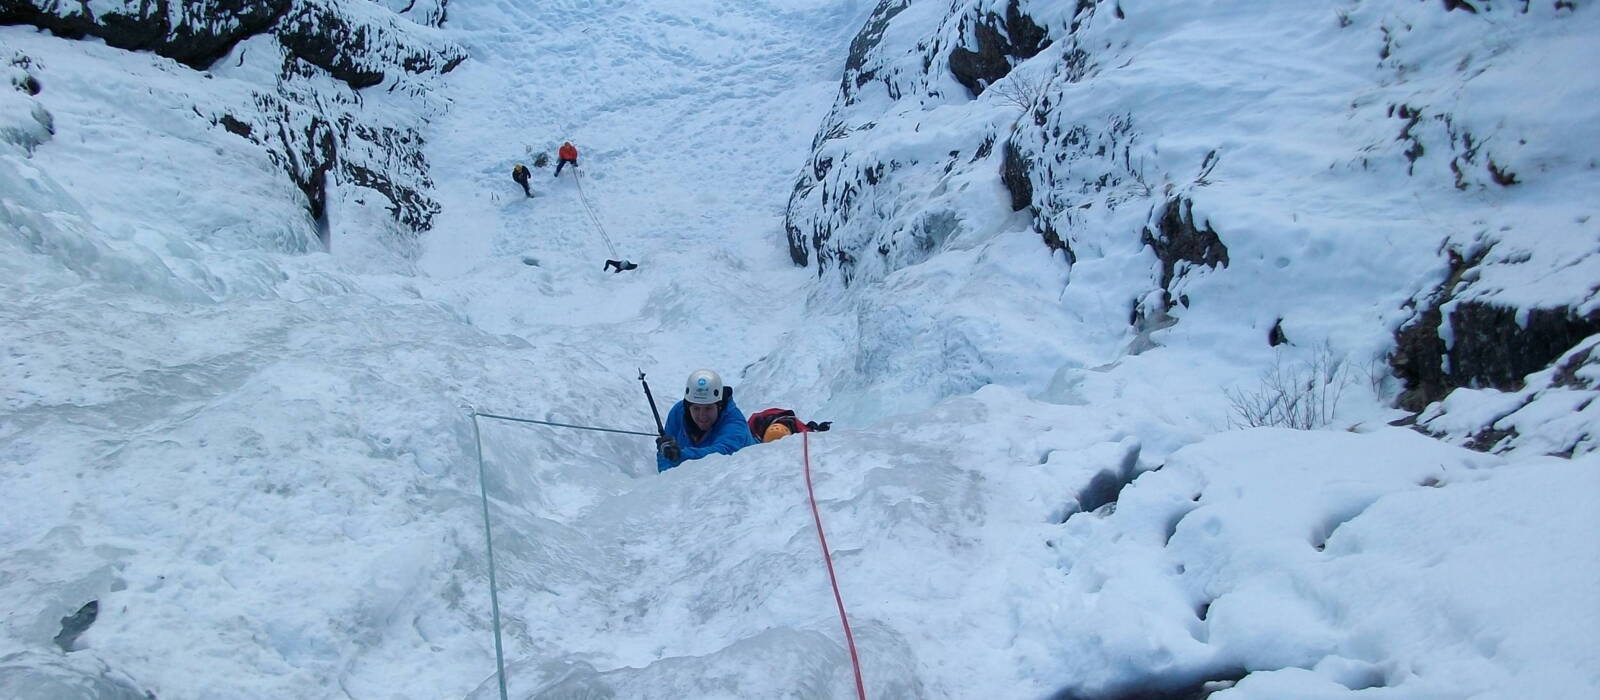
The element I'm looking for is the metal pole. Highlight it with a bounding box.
[471,412,510,700]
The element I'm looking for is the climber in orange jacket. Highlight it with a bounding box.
[555,141,578,177]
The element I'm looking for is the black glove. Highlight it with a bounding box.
[656,436,682,462]
[805,421,832,432]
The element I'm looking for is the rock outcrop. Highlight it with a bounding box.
[784,0,1597,454]
[3,0,466,239]
[0,0,292,70]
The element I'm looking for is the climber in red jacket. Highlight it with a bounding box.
[748,408,831,443]
[555,141,578,177]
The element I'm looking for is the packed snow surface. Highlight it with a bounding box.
[1,0,1596,698]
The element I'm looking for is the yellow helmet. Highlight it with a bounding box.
[762,422,793,443]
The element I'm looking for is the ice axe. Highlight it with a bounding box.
[638,369,665,436]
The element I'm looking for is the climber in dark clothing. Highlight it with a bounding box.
[511,163,532,197]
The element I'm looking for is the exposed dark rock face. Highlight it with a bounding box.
[948,0,1052,97]
[219,113,252,137]
[1396,300,1600,410]
[1001,138,1033,212]
[1391,246,1600,412]
[1140,197,1229,312]
[1268,319,1289,347]
[1447,304,1599,393]
[1414,332,1599,456]
[0,0,293,70]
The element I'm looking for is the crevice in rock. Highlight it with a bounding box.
[1002,137,1034,212]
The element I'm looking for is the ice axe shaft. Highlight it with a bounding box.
[639,370,665,435]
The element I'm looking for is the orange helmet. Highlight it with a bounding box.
[762,422,793,443]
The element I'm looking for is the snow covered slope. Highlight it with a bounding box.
[2,0,1597,698]
[782,0,1600,455]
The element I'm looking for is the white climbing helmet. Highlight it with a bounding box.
[684,369,724,405]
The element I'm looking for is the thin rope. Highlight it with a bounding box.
[470,413,511,700]
[802,431,867,699]
[466,408,654,695]
[572,169,621,258]
[474,410,656,436]
[574,175,617,257]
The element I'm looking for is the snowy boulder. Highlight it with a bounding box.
[0,0,292,70]
[0,65,52,152]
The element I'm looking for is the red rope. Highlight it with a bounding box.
[802,431,867,699]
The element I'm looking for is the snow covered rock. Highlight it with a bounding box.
[786,0,1600,447]
[0,0,292,69]
[276,0,465,90]
[946,0,1051,98]
[1,51,51,151]
[3,0,465,241]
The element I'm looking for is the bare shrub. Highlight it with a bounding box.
[992,69,1052,112]
[1226,343,1356,430]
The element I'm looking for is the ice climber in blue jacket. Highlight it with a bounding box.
[656,369,756,472]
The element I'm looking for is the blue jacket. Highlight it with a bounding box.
[657,398,756,472]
